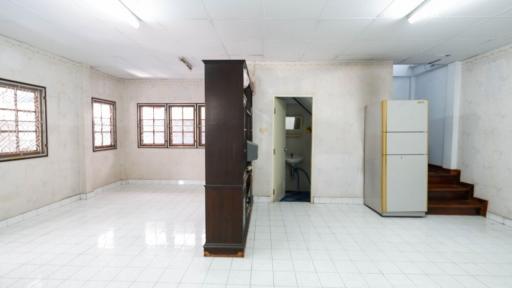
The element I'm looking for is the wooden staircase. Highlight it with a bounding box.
[428,165,488,216]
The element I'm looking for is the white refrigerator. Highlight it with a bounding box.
[364,100,428,217]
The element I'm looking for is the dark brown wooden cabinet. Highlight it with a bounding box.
[203,60,254,257]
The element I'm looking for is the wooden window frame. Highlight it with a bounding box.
[0,78,48,162]
[92,98,117,152]
[197,104,205,147]
[137,103,168,148]
[169,104,197,148]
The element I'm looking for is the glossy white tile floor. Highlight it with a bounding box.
[1,184,512,288]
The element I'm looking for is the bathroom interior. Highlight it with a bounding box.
[282,97,312,202]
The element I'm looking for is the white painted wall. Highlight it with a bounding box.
[0,36,86,220]
[413,66,448,166]
[249,62,392,200]
[0,36,123,220]
[393,77,412,100]
[83,70,123,193]
[459,45,512,219]
[119,79,205,181]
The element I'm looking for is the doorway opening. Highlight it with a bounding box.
[273,97,313,202]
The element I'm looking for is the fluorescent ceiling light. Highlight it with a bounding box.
[407,0,469,24]
[92,0,141,28]
[382,0,425,19]
[117,0,141,29]
[126,69,152,78]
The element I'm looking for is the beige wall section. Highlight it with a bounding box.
[459,45,512,219]
[119,79,205,181]
[0,36,86,220]
[83,70,123,193]
[249,62,392,199]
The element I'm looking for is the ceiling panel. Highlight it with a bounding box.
[426,0,512,18]
[361,18,480,41]
[2,0,512,78]
[263,20,316,40]
[313,19,372,39]
[121,0,208,21]
[302,40,349,61]
[204,0,262,20]
[264,40,308,61]
[263,0,327,19]
[213,20,262,41]
[320,0,393,19]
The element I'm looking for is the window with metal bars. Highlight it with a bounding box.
[138,104,167,147]
[0,79,47,162]
[170,105,196,147]
[198,104,205,146]
[136,103,205,148]
[92,98,117,151]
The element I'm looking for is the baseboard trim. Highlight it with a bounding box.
[313,197,364,204]
[254,196,272,203]
[0,194,82,229]
[487,212,512,228]
[122,179,205,185]
[0,179,204,229]
[81,181,123,199]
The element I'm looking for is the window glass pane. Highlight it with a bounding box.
[102,124,111,132]
[154,132,165,144]
[200,106,205,119]
[172,120,182,126]
[17,90,36,111]
[0,87,15,109]
[0,132,17,153]
[154,120,165,132]
[183,125,194,132]
[19,111,35,122]
[19,132,37,151]
[103,133,111,146]
[19,121,36,131]
[172,133,182,144]
[0,120,16,131]
[142,120,153,131]
[142,107,154,119]
[93,103,102,118]
[201,133,205,145]
[171,107,182,119]
[183,107,194,119]
[143,132,153,144]
[183,133,194,144]
[154,107,165,119]
[94,133,102,146]
[172,125,182,132]
[94,119,102,132]
[0,110,15,120]
[101,103,111,118]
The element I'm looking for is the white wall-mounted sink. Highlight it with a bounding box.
[286,155,303,165]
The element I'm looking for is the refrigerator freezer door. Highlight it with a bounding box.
[386,154,427,213]
[386,132,427,155]
[386,100,428,132]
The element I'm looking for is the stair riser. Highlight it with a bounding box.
[428,176,460,184]
[428,208,483,216]
[428,191,472,200]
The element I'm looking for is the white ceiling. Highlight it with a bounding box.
[1,0,512,79]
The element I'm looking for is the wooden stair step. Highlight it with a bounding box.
[428,199,487,216]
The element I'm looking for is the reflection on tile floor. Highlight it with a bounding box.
[1,183,512,287]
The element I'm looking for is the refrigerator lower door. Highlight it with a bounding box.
[385,154,427,216]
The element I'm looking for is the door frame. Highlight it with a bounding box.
[272,95,314,203]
